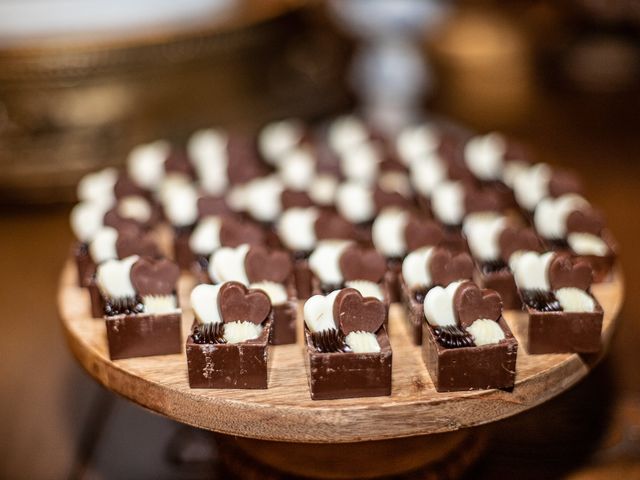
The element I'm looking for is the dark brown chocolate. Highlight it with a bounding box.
[338,245,386,283]
[498,226,543,263]
[130,258,180,296]
[422,316,517,392]
[314,211,357,241]
[566,208,605,236]
[197,196,232,218]
[548,254,593,291]
[477,267,521,310]
[520,289,561,312]
[192,322,226,344]
[106,312,182,360]
[116,231,160,259]
[310,329,349,353]
[548,169,582,198]
[429,248,474,286]
[244,246,292,284]
[218,282,271,325]
[404,216,445,252]
[333,288,386,335]
[432,325,475,349]
[453,281,502,329]
[219,218,265,247]
[398,273,428,345]
[281,190,314,209]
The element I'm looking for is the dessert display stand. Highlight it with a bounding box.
[58,260,623,479]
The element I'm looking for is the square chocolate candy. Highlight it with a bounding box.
[303,327,392,400]
[106,312,182,360]
[475,262,521,310]
[422,317,518,392]
[186,319,273,389]
[398,273,428,345]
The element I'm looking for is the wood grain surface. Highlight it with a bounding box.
[58,261,623,443]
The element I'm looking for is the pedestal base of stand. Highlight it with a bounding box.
[215,429,486,479]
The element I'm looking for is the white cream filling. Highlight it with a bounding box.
[89,226,119,264]
[208,244,250,285]
[189,216,222,256]
[117,195,152,223]
[190,284,223,324]
[512,251,555,291]
[224,321,263,344]
[308,240,353,286]
[401,247,435,290]
[372,208,409,258]
[143,294,179,314]
[555,287,596,313]
[423,281,464,327]
[378,171,412,198]
[127,140,169,191]
[344,280,384,301]
[345,331,380,353]
[250,281,288,306]
[567,232,609,257]
[466,319,505,346]
[276,207,319,252]
[308,174,338,206]
[96,255,139,299]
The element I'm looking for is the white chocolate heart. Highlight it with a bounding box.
[340,142,380,185]
[244,175,284,223]
[344,280,384,301]
[534,194,589,240]
[432,181,465,226]
[512,251,555,291]
[162,182,198,227]
[396,123,439,165]
[372,208,409,258]
[96,255,139,299]
[328,115,368,154]
[567,232,609,257]
[401,247,434,290]
[188,128,227,165]
[555,287,595,312]
[423,281,464,327]
[502,160,528,188]
[345,331,380,353]
[89,226,119,264]
[190,283,223,324]
[259,119,303,165]
[464,132,505,181]
[335,181,375,224]
[208,244,250,285]
[308,174,338,206]
[224,321,263,343]
[409,154,447,198]
[276,207,319,252]
[117,195,151,223]
[250,281,288,306]
[279,148,315,191]
[77,167,117,205]
[303,290,341,333]
[308,240,353,286]
[127,140,169,190]
[70,201,108,242]
[189,216,222,256]
[466,319,505,346]
[513,163,551,211]
[463,212,506,262]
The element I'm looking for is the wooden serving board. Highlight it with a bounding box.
[58,260,623,443]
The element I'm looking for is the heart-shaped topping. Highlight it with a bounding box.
[498,226,542,262]
[429,248,474,286]
[303,291,341,332]
[244,245,292,284]
[281,190,314,209]
[217,281,271,325]
[423,281,464,327]
[314,211,357,240]
[548,169,582,197]
[404,216,445,251]
[113,174,147,199]
[463,186,502,214]
[190,284,223,324]
[197,196,231,218]
[454,281,502,329]
[96,256,139,299]
[164,148,195,177]
[339,245,386,283]
[130,258,180,296]
[219,218,265,247]
[566,208,605,235]
[548,254,592,291]
[116,231,160,259]
[333,288,385,335]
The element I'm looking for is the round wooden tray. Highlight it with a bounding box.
[58,260,623,444]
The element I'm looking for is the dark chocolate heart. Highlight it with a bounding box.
[566,208,605,235]
[548,253,592,291]
[217,281,271,325]
[219,218,265,247]
[164,148,195,178]
[404,216,445,252]
[338,245,386,283]
[498,226,543,263]
[314,211,357,241]
[463,186,502,214]
[130,258,179,296]
[429,248,474,286]
[454,281,502,329]
[333,288,386,335]
[281,190,314,209]
[197,196,232,218]
[113,174,148,199]
[116,231,160,259]
[548,169,582,197]
[244,245,292,284]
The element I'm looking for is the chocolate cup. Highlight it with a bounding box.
[293,257,313,300]
[73,241,96,288]
[173,227,196,270]
[106,312,182,360]
[186,319,272,389]
[303,326,392,400]
[422,316,518,392]
[398,274,429,345]
[268,281,298,345]
[87,280,105,319]
[520,293,603,354]
[383,259,402,304]
[475,264,521,310]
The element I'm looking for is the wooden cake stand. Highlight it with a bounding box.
[58,261,624,479]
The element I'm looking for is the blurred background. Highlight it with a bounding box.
[1,0,640,478]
